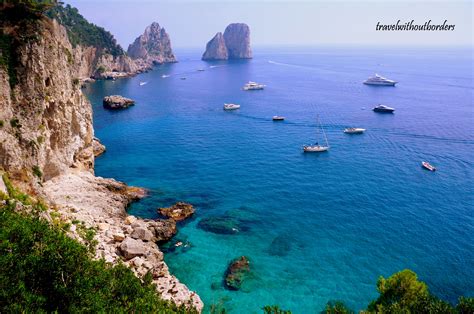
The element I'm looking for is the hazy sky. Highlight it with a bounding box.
[66,0,472,49]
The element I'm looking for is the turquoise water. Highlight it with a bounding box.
[83,46,473,313]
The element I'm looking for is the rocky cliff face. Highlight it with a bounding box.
[128,22,176,64]
[202,23,252,60]
[0,18,94,184]
[202,32,228,60]
[223,23,252,59]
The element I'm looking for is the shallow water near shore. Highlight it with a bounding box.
[84,46,473,313]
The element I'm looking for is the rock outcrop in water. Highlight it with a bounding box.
[103,95,135,109]
[128,22,177,64]
[158,202,195,221]
[202,23,252,60]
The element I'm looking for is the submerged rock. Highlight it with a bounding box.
[267,234,291,257]
[158,202,195,221]
[103,95,135,109]
[197,216,242,234]
[224,256,250,290]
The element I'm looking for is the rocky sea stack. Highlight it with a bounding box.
[202,23,252,60]
[128,22,177,64]
[158,202,195,221]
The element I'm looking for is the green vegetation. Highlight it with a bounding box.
[46,4,124,56]
[0,33,18,87]
[0,176,196,313]
[0,120,4,128]
[32,165,42,179]
[324,301,353,314]
[9,118,20,128]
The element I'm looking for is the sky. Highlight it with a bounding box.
[65,0,472,49]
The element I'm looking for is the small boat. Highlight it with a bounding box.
[139,81,148,86]
[161,74,170,78]
[272,116,285,121]
[224,103,240,110]
[344,127,366,134]
[175,241,183,247]
[197,68,205,72]
[422,161,436,172]
[180,77,186,80]
[373,104,395,113]
[303,115,330,153]
[363,74,397,86]
[243,81,265,90]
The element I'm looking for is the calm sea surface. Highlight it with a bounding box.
[83,46,473,313]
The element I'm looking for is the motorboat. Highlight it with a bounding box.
[180,77,186,80]
[272,116,285,121]
[243,81,265,90]
[197,68,205,71]
[373,104,395,113]
[161,74,170,78]
[363,74,397,86]
[344,127,366,134]
[422,161,436,172]
[139,81,148,86]
[224,103,240,110]
[303,115,330,153]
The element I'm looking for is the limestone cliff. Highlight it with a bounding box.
[0,18,94,184]
[127,22,177,64]
[202,23,252,60]
[202,32,228,60]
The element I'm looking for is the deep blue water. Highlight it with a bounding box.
[83,46,473,313]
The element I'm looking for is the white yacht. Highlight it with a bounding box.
[243,81,265,90]
[303,115,330,153]
[363,74,397,86]
[272,116,285,121]
[344,127,366,134]
[224,103,240,110]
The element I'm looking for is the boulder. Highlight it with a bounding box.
[158,202,195,221]
[103,95,135,109]
[131,226,154,241]
[120,237,147,259]
[113,232,125,242]
[125,215,137,225]
[151,219,177,242]
[224,256,250,290]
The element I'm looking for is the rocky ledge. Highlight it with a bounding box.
[103,95,135,109]
[158,202,195,221]
[202,23,252,60]
[42,170,203,311]
[92,138,106,157]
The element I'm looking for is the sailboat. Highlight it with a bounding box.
[303,115,330,152]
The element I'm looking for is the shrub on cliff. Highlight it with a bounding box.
[46,3,124,56]
[0,203,193,313]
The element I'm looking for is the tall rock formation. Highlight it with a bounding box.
[127,22,177,64]
[201,32,228,60]
[223,23,252,59]
[202,23,252,60]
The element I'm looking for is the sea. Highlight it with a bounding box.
[82,46,473,313]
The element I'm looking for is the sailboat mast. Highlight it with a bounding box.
[318,115,329,147]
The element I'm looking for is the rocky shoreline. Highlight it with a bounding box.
[42,170,203,311]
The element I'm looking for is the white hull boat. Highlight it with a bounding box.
[243,81,265,90]
[303,115,330,153]
[422,161,436,172]
[224,103,240,110]
[272,116,285,121]
[344,127,366,134]
[363,74,397,86]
